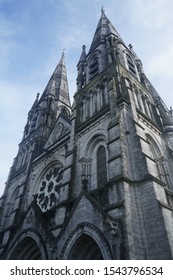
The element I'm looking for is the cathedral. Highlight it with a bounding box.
[1,9,173,260]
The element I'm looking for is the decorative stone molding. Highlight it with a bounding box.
[104,218,121,236]
[52,122,64,142]
[60,222,113,260]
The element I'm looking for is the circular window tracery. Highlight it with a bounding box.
[52,123,64,142]
[36,164,63,212]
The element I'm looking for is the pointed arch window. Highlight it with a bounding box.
[89,56,99,79]
[97,146,107,188]
[135,89,157,122]
[80,101,84,122]
[133,85,143,111]
[147,135,172,189]
[126,54,136,75]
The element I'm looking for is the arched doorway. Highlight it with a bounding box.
[10,237,42,260]
[68,234,103,260]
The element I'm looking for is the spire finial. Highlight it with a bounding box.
[62,48,65,57]
[101,6,105,14]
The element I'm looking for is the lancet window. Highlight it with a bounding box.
[147,135,172,189]
[89,56,99,80]
[133,85,156,122]
[97,146,107,188]
[126,54,137,75]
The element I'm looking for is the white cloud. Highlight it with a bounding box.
[0,12,23,72]
[144,42,173,108]
[146,43,173,78]
[128,0,173,30]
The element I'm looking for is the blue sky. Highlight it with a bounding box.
[1,0,173,196]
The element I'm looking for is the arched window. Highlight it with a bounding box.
[147,135,172,188]
[85,97,90,119]
[126,54,136,75]
[97,146,107,188]
[80,101,84,122]
[89,56,99,79]
[133,85,143,111]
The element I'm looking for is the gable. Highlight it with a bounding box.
[57,190,120,239]
[44,114,71,149]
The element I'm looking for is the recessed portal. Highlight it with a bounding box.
[68,234,103,260]
[10,237,42,260]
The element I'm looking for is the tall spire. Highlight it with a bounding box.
[22,52,72,142]
[77,45,87,90]
[41,51,71,110]
[89,8,122,53]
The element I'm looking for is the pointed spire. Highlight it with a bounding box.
[21,51,72,147]
[31,92,40,110]
[89,8,122,52]
[77,45,87,90]
[77,45,86,66]
[129,44,140,60]
[41,51,71,110]
[101,6,105,15]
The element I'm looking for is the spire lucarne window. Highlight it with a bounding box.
[126,54,136,75]
[89,56,99,79]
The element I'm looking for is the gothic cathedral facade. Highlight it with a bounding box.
[1,10,173,260]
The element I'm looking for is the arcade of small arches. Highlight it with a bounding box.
[133,85,157,122]
[79,82,109,123]
[15,144,32,171]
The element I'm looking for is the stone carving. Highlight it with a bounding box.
[36,165,63,212]
[105,218,121,236]
[52,123,64,142]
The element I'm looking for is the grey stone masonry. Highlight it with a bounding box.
[0,10,173,260]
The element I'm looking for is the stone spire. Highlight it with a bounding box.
[41,51,71,112]
[77,45,86,66]
[7,51,72,180]
[89,8,122,53]
[22,52,72,142]
[77,45,86,90]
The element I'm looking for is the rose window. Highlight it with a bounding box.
[36,165,63,212]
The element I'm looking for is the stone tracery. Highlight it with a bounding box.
[36,164,63,212]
